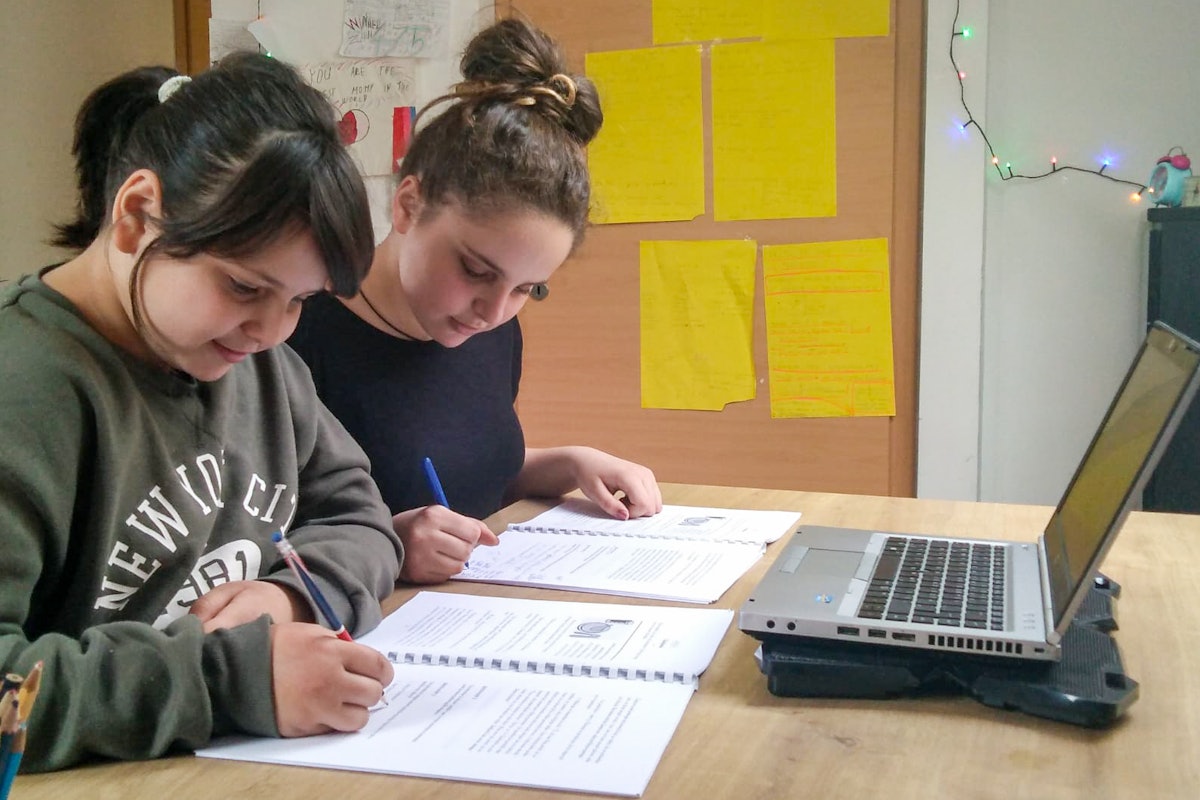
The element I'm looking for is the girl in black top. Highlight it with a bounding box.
[290,18,662,584]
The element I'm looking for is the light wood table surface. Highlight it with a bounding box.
[17,484,1200,799]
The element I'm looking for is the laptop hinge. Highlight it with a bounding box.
[1036,534,1061,647]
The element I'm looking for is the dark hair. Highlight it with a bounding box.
[398,18,603,249]
[52,52,374,328]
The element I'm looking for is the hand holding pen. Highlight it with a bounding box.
[267,620,393,737]
[391,458,498,583]
[423,456,496,571]
[267,533,394,735]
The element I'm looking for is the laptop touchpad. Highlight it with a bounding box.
[794,548,863,577]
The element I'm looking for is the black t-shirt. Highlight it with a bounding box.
[288,293,525,519]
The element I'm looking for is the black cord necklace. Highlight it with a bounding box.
[358,286,417,340]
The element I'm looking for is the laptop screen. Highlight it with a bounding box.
[1043,323,1200,629]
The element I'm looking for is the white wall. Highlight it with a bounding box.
[918,0,988,501]
[0,1,175,280]
[920,0,1200,504]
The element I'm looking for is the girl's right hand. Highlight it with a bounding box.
[393,505,500,584]
[270,622,394,737]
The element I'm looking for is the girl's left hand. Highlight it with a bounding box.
[570,448,663,520]
[189,579,312,632]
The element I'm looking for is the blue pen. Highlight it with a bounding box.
[423,457,468,567]
[422,457,449,507]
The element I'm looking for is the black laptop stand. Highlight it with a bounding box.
[750,576,1136,727]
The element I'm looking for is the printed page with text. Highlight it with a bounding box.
[197,593,734,796]
[452,499,800,603]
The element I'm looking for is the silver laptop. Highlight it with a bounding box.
[740,321,1200,662]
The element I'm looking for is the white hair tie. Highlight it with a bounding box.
[158,75,192,103]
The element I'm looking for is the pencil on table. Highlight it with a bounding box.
[0,661,43,800]
[15,661,42,728]
[0,691,17,766]
[0,727,25,800]
[0,691,19,800]
[0,693,16,734]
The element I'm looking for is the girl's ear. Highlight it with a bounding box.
[109,169,164,255]
[392,175,423,234]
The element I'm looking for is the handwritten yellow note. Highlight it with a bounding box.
[764,0,891,40]
[711,40,837,221]
[641,240,758,411]
[652,0,763,44]
[763,238,895,418]
[586,45,705,224]
[653,0,889,43]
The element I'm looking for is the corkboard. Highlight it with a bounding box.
[189,1,924,496]
[504,0,924,496]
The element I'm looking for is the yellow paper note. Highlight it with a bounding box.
[652,0,763,44]
[587,46,705,224]
[763,238,895,418]
[764,0,891,40]
[641,240,758,411]
[711,40,837,221]
[652,0,888,44]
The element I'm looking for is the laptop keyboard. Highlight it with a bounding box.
[857,536,1007,630]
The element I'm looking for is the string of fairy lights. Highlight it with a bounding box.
[949,0,1149,201]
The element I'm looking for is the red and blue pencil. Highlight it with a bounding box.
[271,531,353,642]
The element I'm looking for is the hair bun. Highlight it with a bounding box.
[545,74,577,108]
[457,18,603,146]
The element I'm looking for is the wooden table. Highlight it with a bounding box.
[18,484,1200,799]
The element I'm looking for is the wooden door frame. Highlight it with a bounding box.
[173,0,212,75]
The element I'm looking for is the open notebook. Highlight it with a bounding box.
[198,591,733,797]
[453,499,803,603]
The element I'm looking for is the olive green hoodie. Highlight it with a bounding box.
[0,274,403,771]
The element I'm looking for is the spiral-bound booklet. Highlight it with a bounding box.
[505,497,801,544]
[199,592,733,796]
[453,499,802,603]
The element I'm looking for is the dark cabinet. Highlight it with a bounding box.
[1146,206,1200,512]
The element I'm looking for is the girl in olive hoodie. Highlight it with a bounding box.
[0,52,403,771]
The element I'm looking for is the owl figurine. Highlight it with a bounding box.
[1146,148,1192,207]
